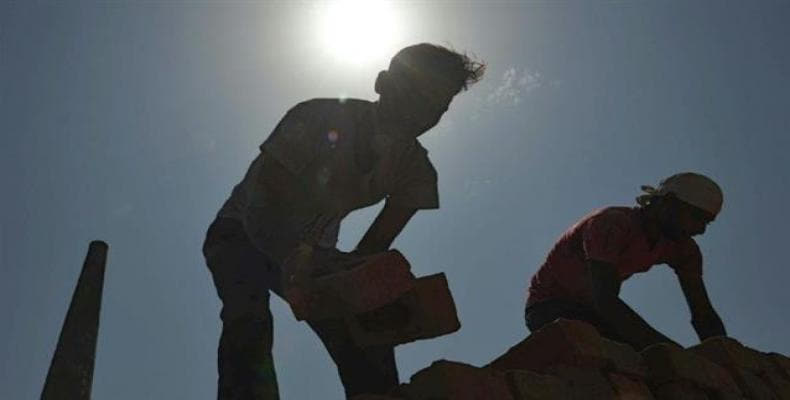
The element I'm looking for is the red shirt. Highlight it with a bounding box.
[526,207,702,307]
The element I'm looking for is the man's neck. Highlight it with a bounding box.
[373,100,420,138]
[638,206,663,248]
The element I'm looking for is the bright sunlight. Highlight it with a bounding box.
[315,0,402,67]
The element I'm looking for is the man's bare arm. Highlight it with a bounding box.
[677,273,726,341]
[355,201,417,255]
[588,260,678,350]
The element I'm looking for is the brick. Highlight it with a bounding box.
[769,353,790,380]
[546,364,616,400]
[505,369,569,400]
[744,346,779,374]
[653,382,710,400]
[608,373,655,399]
[488,319,607,372]
[730,368,779,400]
[346,273,460,347]
[350,395,403,400]
[602,338,648,378]
[641,343,742,399]
[286,250,416,321]
[690,338,786,400]
[401,360,513,400]
[762,370,790,400]
[690,337,771,375]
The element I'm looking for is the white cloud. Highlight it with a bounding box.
[487,67,545,106]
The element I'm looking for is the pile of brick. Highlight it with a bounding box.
[353,319,790,400]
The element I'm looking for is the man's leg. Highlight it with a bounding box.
[204,218,281,400]
[217,310,278,399]
[307,318,399,398]
[525,299,624,341]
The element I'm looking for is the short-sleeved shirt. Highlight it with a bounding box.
[526,207,702,307]
[217,98,439,263]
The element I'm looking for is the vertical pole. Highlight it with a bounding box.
[41,240,108,400]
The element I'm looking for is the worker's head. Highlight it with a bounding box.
[637,172,723,240]
[375,43,485,136]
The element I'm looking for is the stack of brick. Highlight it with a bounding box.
[398,360,514,400]
[366,319,651,399]
[487,318,653,400]
[642,342,743,399]
[350,318,790,400]
[689,337,790,400]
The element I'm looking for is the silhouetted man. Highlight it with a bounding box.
[203,43,484,399]
[525,172,727,350]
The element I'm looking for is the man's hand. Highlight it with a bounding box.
[677,273,727,341]
[588,260,679,350]
[355,201,417,255]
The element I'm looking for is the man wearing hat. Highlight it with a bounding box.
[524,172,727,350]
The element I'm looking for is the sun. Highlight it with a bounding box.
[315,0,401,66]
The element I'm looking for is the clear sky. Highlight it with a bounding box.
[2,1,789,399]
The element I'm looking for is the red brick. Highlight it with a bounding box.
[602,338,648,378]
[690,337,771,375]
[769,353,790,380]
[505,369,569,400]
[653,382,710,400]
[546,364,616,400]
[488,319,607,372]
[730,368,779,400]
[286,250,416,321]
[608,373,654,399]
[401,360,513,400]
[349,395,403,400]
[689,338,787,400]
[641,343,742,399]
[763,370,790,400]
[346,273,460,347]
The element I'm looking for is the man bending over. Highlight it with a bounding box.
[525,172,727,350]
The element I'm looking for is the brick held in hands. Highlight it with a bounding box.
[401,360,513,400]
[347,273,460,347]
[488,319,607,372]
[653,382,711,400]
[607,372,654,400]
[641,343,742,399]
[288,250,416,321]
[505,369,569,400]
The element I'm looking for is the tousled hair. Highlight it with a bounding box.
[390,43,486,91]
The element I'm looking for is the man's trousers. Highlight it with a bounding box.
[203,217,399,399]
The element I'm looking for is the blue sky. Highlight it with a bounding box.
[2,2,789,399]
